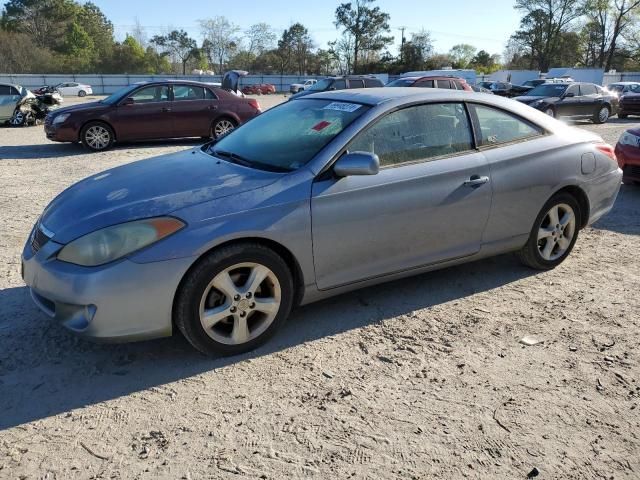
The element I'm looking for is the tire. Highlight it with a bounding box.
[9,110,27,127]
[78,90,86,97]
[517,193,581,270]
[544,107,556,118]
[81,121,114,151]
[174,242,295,356]
[593,105,610,124]
[210,117,237,139]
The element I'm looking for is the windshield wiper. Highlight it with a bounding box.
[211,149,253,167]
[211,148,293,173]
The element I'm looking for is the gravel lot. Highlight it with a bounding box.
[1,95,639,480]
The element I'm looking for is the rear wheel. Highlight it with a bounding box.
[174,243,294,356]
[78,90,86,97]
[517,193,580,270]
[81,122,114,151]
[593,105,610,124]
[9,110,28,127]
[211,117,236,139]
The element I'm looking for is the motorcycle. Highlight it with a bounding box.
[10,88,63,127]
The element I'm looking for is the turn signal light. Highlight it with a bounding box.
[248,99,261,111]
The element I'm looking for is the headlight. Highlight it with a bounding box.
[532,100,544,107]
[619,131,639,147]
[53,113,70,124]
[57,217,185,266]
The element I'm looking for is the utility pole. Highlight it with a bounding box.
[398,26,406,63]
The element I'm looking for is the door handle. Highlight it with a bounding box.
[208,105,218,110]
[162,107,172,112]
[464,175,489,187]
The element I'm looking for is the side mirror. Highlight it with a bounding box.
[334,151,379,177]
[328,86,337,91]
[122,97,135,106]
[564,92,575,98]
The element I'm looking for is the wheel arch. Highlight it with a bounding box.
[551,185,590,228]
[172,237,306,324]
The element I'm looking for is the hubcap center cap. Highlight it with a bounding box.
[236,298,251,312]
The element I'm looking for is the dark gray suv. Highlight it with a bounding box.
[290,75,384,99]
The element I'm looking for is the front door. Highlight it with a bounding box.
[311,102,492,290]
[557,84,582,116]
[0,85,21,120]
[115,85,173,140]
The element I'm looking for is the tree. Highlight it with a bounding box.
[199,16,241,73]
[77,2,113,67]
[410,29,434,61]
[245,22,276,55]
[511,0,584,71]
[449,43,477,68]
[1,0,78,49]
[131,16,147,48]
[334,0,393,73]
[61,22,94,72]
[280,23,314,75]
[469,50,502,73]
[151,29,198,74]
[0,30,59,73]
[583,0,640,70]
[329,33,355,74]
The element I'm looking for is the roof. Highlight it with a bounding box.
[297,87,482,106]
[401,76,467,81]
[608,81,640,85]
[131,79,220,87]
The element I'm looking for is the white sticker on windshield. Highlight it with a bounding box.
[323,102,362,113]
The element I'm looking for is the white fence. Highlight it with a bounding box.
[3,71,640,93]
[0,74,329,94]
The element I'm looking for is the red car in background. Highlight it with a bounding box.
[242,84,276,95]
[385,75,473,91]
[615,128,640,184]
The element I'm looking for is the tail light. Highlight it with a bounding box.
[595,143,617,163]
[248,99,261,111]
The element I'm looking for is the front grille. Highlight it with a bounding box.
[31,224,51,253]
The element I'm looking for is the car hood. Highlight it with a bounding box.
[41,148,282,243]
[514,95,559,105]
[49,101,107,116]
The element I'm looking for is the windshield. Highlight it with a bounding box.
[527,84,568,97]
[205,98,370,171]
[101,84,138,104]
[309,79,333,91]
[386,78,416,87]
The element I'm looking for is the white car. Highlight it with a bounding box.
[55,82,93,97]
[289,79,317,93]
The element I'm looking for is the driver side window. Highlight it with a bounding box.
[349,103,474,167]
[130,86,170,103]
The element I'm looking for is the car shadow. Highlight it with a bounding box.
[0,253,535,430]
[0,139,204,160]
[592,183,640,235]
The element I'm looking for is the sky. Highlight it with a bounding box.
[84,0,522,57]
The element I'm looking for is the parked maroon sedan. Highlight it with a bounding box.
[45,79,261,151]
[242,83,276,95]
[615,128,640,184]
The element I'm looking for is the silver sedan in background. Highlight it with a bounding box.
[22,88,622,355]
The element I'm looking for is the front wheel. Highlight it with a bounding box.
[211,117,236,139]
[544,107,556,118]
[81,122,114,151]
[517,193,580,270]
[594,105,610,124]
[10,110,28,127]
[174,243,294,356]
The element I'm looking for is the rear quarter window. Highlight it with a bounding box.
[470,103,544,147]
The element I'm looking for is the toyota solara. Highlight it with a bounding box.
[22,88,622,355]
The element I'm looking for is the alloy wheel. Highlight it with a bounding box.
[213,119,235,138]
[84,125,111,150]
[10,111,25,126]
[198,262,281,345]
[598,106,609,123]
[544,108,555,117]
[537,203,576,261]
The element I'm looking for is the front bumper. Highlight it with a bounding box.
[44,121,78,142]
[615,144,640,182]
[22,237,195,342]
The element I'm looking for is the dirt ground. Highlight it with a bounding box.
[0,95,639,480]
